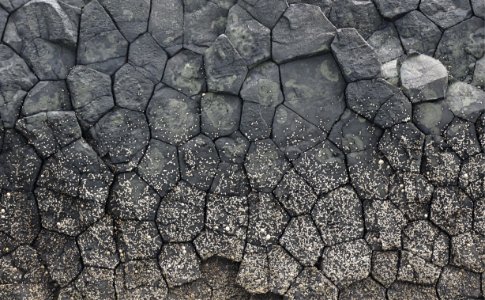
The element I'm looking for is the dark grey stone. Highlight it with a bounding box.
[272,3,335,63]
[423,135,461,186]
[366,24,404,63]
[184,0,228,54]
[403,220,449,267]
[339,278,386,300]
[194,229,245,262]
[210,162,250,196]
[77,0,128,74]
[267,245,302,295]
[445,81,485,122]
[437,266,482,300]
[149,0,183,55]
[285,267,338,300]
[115,220,162,261]
[272,105,325,160]
[399,252,441,285]
[72,267,115,300]
[204,34,248,95]
[157,181,205,242]
[21,81,71,116]
[98,0,150,42]
[312,185,364,245]
[401,54,448,103]
[146,86,200,145]
[236,244,269,294]
[89,108,149,169]
[67,65,114,127]
[240,102,274,141]
[237,0,287,28]
[444,118,481,159]
[201,93,241,139]
[128,33,168,83]
[451,232,485,273]
[388,172,434,221]
[346,79,412,128]
[331,28,381,82]
[395,10,442,56]
[215,131,249,164]
[16,111,81,159]
[294,140,348,195]
[379,123,425,173]
[3,0,79,80]
[431,187,473,235]
[137,139,179,197]
[321,239,371,288]
[247,192,289,247]
[245,139,290,192]
[280,54,346,132]
[34,230,82,287]
[226,4,271,65]
[159,243,201,288]
[114,64,154,111]
[206,193,248,239]
[329,109,383,154]
[109,172,161,220]
[240,61,283,107]
[274,169,318,216]
[162,50,205,96]
[420,0,472,29]
[178,135,220,191]
[371,251,398,287]
[0,131,42,192]
[35,139,113,236]
[114,259,168,299]
[460,153,485,200]
[472,0,485,18]
[280,215,324,266]
[78,215,119,269]
[328,0,381,39]
[0,191,39,247]
[435,17,485,80]
[364,199,407,250]
[388,281,439,300]
[412,100,454,135]
[373,0,418,18]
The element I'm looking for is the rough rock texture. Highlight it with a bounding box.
[1,0,484,297]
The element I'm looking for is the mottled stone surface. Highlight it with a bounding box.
[1,0,483,297]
